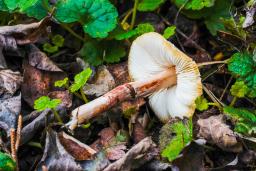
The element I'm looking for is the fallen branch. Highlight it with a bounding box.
[103,137,157,171]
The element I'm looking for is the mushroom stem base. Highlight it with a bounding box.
[67,67,177,130]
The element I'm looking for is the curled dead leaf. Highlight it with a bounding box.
[197,115,242,152]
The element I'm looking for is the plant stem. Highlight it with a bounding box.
[60,23,85,42]
[64,84,84,101]
[52,108,63,123]
[197,59,229,67]
[121,9,133,25]
[230,96,237,107]
[80,87,88,103]
[130,0,139,29]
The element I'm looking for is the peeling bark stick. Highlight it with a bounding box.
[67,69,176,130]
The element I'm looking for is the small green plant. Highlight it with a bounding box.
[195,96,219,111]
[0,0,118,38]
[223,106,256,135]
[137,0,165,11]
[55,68,92,103]
[228,52,256,98]
[229,81,249,106]
[0,152,16,171]
[43,34,65,54]
[163,26,176,39]
[161,119,193,162]
[34,96,63,123]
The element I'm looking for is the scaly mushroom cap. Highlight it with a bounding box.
[128,32,202,122]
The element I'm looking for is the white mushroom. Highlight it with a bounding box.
[68,32,202,130]
[128,32,202,122]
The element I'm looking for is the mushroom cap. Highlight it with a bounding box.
[128,32,202,122]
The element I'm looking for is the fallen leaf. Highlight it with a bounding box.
[197,115,242,152]
[103,137,157,171]
[58,132,96,161]
[84,66,115,97]
[0,69,22,98]
[98,128,115,147]
[37,129,82,171]
[107,62,130,86]
[106,144,126,161]
[0,94,21,135]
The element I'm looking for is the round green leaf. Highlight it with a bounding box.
[55,0,118,38]
[4,0,39,11]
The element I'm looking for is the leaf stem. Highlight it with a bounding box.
[121,9,133,25]
[130,0,139,29]
[80,87,88,103]
[52,108,63,123]
[197,59,229,67]
[60,23,85,42]
[230,96,237,107]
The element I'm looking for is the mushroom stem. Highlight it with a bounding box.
[67,67,177,130]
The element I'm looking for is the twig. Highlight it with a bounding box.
[197,59,229,67]
[15,115,22,151]
[10,128,16,161]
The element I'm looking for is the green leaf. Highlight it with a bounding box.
[172,0,215,10]
[115,23,155,40]
[79,40,126,66]
[161,120,193,161]
[34,96,61,111]
[43,43,58,54]
[228,52,256,97]
[221,17,247,39]
[23,0,48,19]
[223,106,256,135]
[230,81,249,98]
[55,0,118,38]
[52,34,65,47]
[55,77,69,88]
[137,0,165,11]
[0,152,16,171]
[70,68,92,92]
[195,96,209,111]
[163,26,176,39]
[0,1,8,11]
[4,0,39,11]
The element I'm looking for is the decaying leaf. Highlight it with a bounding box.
[103,137,157,171]
[58,132,96,161]
[37,129,82,171]
[22,47,66,107]
[84,66,115,97]
[0,69,22,98]
[0,94,21,135]
[197,115,242,152]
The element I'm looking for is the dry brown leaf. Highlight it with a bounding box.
[58,132,96,161]
[0,69,22,98]
[197,115,242,152]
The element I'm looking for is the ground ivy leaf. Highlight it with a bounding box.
[137,0,165,11]
[52,34,65,47]
[0,152,16,171]
[228,52,256,96]
[230,81,249,98]
[161,120,193,161]
[163,26,176,39]
[115,23,155,40]
[70,68,92,93]
[172,0,215,10]
[23,0,48,19]
[223,106,256,135]
[34,96,61,111]
[4,0,39,11]
[0,1,8,11]
[195,96,209,111]
[79,40,126,66]
[55,0,118,38]
[43,43,59,54]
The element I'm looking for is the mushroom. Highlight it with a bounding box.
[68,32,202,130]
